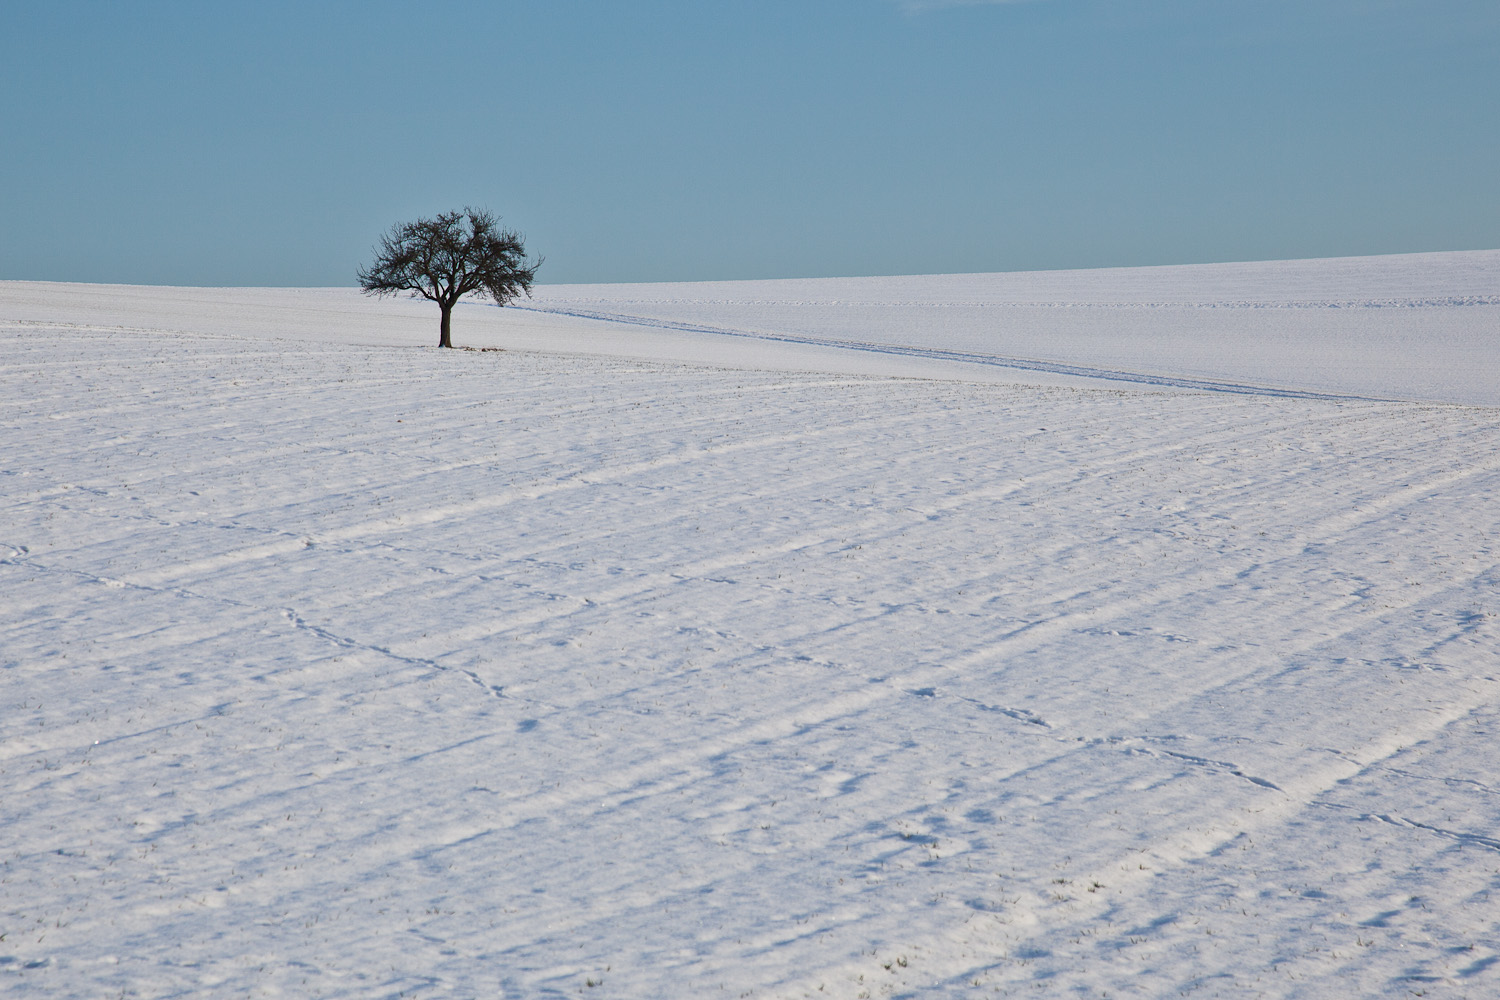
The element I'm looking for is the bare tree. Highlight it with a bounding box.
[358,208,541,348]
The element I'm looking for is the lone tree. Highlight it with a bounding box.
[358,208,541,348]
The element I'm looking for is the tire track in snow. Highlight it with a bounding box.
[1349,811,1500,853]
[513,304,1400,401]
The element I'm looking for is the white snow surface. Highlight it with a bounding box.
[3,251,1499,998]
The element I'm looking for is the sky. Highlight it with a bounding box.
[3,0,1497,286]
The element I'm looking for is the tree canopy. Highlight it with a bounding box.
[358,208,541,348]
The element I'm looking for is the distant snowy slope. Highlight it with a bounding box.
[524,250,1500,405]
[3,249,1497,403]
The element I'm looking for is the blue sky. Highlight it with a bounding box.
[4,0,1497,285]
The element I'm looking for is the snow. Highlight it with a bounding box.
[3,251,1499,998]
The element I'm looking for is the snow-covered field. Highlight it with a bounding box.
[3,251,1499,998]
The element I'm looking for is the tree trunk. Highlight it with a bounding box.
[438,303,453,348]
